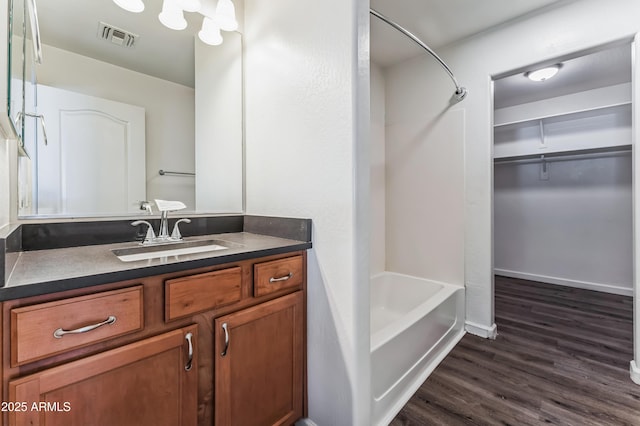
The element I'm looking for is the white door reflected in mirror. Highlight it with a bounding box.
[20,85,145,216]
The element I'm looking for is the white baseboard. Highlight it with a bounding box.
[296,419,319,426]
[494,269,633,297]
[465,321,497,339]
[631,361,640,385]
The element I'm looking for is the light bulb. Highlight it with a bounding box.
[113,0,144,13]
[199,17,223,45]
[215,0,238,31]
[178,0,201,13]
[159,0,187,30]
[526,65,561,82]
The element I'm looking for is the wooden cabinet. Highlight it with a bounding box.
[8,325,197,426]
[1,251,307,426]
[165,267,242,321]
[214,292,304,426]
[253,255,304,298]
[11,286,143,366]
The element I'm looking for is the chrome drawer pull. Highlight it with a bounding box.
[185,332,194,371]
[269,272,293,283]
[53,316,117,339]
[221,323,229,357]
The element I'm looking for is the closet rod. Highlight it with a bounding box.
[158,169,195,177]
[494,148,631,166]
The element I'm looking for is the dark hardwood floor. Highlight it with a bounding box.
[390,275,640,426]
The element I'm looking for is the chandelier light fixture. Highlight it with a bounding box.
[112,0,237,46]
[198,17,222,46]
[158,0,187,31]
[113,0,145,13]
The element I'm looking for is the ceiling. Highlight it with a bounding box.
[370,0,631,108]
[494,44,632,109]
[34,0,632,104]
[40,0,563,88]
[370,0,565,68]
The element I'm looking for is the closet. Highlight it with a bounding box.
[493,44,633,296]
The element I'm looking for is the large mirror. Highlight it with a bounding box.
[9,0,244,218]
[7,0,28,146]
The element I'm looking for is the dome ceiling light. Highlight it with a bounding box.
[525,64,562,82]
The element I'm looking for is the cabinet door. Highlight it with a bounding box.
[9,325,198,426]
[215,292,303,426]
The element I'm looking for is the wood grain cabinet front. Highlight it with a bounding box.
[8,325,198,426]
[214,291,304,426]
[2,250,307,426]
[165,267,242,322]
[10,286,143,366]
[253,255,304,298]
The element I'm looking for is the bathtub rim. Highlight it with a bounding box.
[370,271,463,352]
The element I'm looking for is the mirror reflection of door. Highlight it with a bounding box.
[31,85,145,215]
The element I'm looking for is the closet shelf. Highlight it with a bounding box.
[494,144,631,164]
[493,101,631,128]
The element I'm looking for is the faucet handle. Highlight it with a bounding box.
[171,218,191,241]
[139,201,153,215]
[131,220,157,244]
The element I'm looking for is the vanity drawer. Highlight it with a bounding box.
[254,255,304,297]
[165,266,242,321]
[11,286,143,366]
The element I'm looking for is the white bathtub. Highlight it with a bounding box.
[370,272,465,425]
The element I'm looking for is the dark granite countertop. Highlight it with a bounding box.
[0,215,312,301]
[2,232,310,301]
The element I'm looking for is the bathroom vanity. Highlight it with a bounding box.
[0,216,311,426]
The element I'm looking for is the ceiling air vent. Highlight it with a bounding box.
[97,22,138,48]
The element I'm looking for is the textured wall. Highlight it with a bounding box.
[383,54,466,287]
[370,63,386,275]
[244,0,371,424]
[494,155,633,294]
[0,140,9,228]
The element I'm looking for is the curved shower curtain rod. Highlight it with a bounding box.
[370,8,468,102]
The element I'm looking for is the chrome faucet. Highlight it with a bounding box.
[131,220,157,244]
[131,200,189,245]
[171,218,191,240]
[132,215,191,245]
[139,201,153,215]
[158,210,171,241]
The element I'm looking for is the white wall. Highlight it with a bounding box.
[494,154,633,295]
[494,83,632,126]
[402,0,640,340]
[0,140,9,228]
[383,56,465,286]
[36,44,196,210]
[371,63,386,275]
[494,83,632,159]
[632,34,640,385]
[244,0,370,424]
[494,82,633,295]
[195,33,243,213]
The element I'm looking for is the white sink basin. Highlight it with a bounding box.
[112,239,232,262]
